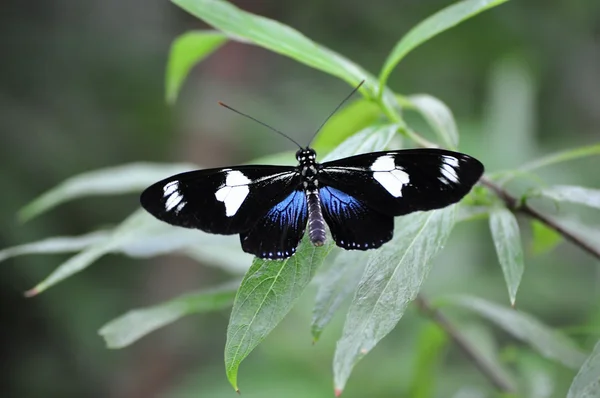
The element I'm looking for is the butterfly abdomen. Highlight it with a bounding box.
[306,190,326,246]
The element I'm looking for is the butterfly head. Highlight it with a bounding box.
[296,148,317,165]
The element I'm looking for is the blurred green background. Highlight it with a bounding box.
[1,0,599,397]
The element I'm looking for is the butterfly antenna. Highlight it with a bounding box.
[218,101,303,149]
[307,80,365,146]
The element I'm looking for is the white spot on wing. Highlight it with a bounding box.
[215,170,251,217]
[440,163,459,183]
[370,155,410,197]
[165,191,184,211]
[163,181,178,196]
[443,155,459,167]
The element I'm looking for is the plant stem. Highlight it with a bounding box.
[479,176,600,261]
[415,295,516,393]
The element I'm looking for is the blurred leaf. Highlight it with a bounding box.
[25,210,250,295]
[530,220,562,255]
[406,94,459,150]
[519,143,600,173]
[321,124,400,162]
[497,143,600,184]
[311,99,383,155]
[517,352,555,398]
[409,323,448,398]
[567,339,600,398]
[448,296,587,369]
[19,162,195,222]
[224,237,334,392]
[166,31,227,104]
[172,0,384,100]
[378,0,508,91]
[25,210,150,296]
[528,185,600,210]
[333,206,456,394]
[311,250,368,342]
[0,231,109,263]
[246,151,296,166]
[489,207,524,306]
[99,282,237,349]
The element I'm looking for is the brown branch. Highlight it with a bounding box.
[479,176,600,261]
[415,295,516,393]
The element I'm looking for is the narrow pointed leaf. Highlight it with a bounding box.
[311,99,383,155]
[333,206,456,393]
[0,231,109,263]
[408,323,449,398]
[567,339,600,398]
[407,94,459,149]
[489,207,524,306]
[311,250,368,341]
[99,282,238,349]
[171,0,395,105]
[166,31,227,104]
[379,0,508,90]
[497,143,600,184]
[448,296,586,369]
[529,185,600,210]
[224,238,334,391]
[19,162,194,222]
[519,143,600,173]
[26,210,150,296]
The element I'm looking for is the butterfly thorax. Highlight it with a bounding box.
[296,148,326,246]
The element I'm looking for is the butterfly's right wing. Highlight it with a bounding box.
[140,165,300,235]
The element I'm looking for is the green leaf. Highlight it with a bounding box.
[448,296,586,369]
[489,207,524,306]
[519,143,600,173]
[567,339,600,398]
[528,185,600,210]
[311,250,368,342]
[530,220,562,255]
[25,210,150,296]
[516,352,556,398]
[311,99,383,155]
[333,206,457,394]
[406,94,459,150]
[19,162,195,222]
[99,282,237,348]
[171,0,393,105]
[166,31,227,104]
[224,237,334,392]
[321,124,400,162]
[0,231,109,263]
[497,143,600,184]
[25,210,247,295]
[378,0,508,91]
[408,323,448,398]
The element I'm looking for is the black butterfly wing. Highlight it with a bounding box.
[140,165,300,235]
[240,189,308,259]
[317,149,483,249]
[319,186,394,251]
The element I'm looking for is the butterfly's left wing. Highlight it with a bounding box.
[141,165,310,258]
[317,149,484,249]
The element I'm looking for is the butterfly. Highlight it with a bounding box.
[140,83,484,260]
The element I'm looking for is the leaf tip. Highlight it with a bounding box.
[24,287,40,298]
